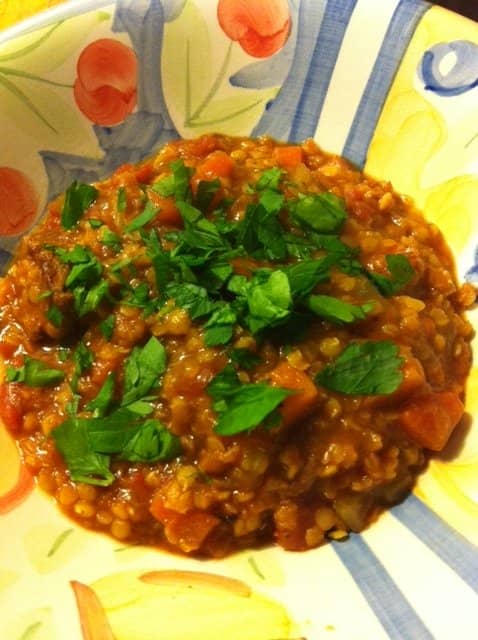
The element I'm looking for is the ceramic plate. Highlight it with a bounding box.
[0,1,477,638]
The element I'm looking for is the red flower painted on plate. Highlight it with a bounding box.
[74,38,138,126]
[217,0,291,58]
[0,167,38,236]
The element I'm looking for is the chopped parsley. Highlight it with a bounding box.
[315,340,404,395]
[61,181,98,229]
[35,159,414,486]
[207,365,293,435]
[7,356,65,387]
[368,254,415,296]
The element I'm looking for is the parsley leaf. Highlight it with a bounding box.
[101,228,122,252]
[229,348,261,370]
[207,365,293,435]
[368,255,415,296]
[52,410,181,486]
[307,295,374,324]
[177,201,228,251]
[203,303,237,346]
[282,258,332,300]
[6,356,65,387]
[244,270,292,334]
[166,282,216,320]
[71,341,94,393]
[290,192,347,233]
[195,179,221,212]
[46,304,63,328]
[255,167,283,191]
[121,337,167,407]
[100,314,115,341]
[117,186,127,213]
[85,372,115,416]
[315,340,404,395]
[124,201,158,233]
[61,181,98,229]
[152,159,193,201]
[52,418,114,486]
[73,279,110,317]
[239,192,287,260]
[120,419,182,463]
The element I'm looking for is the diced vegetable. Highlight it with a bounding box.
[399,391,464,451]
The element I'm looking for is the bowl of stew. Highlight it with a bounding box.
[0,1,477,639]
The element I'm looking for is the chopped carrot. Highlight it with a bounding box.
[195,150,235,180]
[394,355,426,399]
[147,190,183,226]
[269,361,318,427]
[150,495,219,553]
[274,145,304,170]
[399,391,464,451]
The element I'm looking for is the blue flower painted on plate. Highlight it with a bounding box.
[420,40,478,97]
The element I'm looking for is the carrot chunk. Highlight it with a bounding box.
[147,190,183,226]
[399,391,464,451]
[273,145,304,170]
[196,150,235,180]
[269,361,318,427]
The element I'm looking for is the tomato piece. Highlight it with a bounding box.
[269,361,318,427]
[273,145,304,170]
[135,162,154,184]
[399,391,464,451]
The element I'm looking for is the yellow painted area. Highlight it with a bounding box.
[367,5,478,541]
[366,6,478,255]
[0,569,18,592]
[0,0,66,30]
[0,422,22,496]
[88,570,294,640]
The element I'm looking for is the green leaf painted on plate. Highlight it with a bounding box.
[185,91,277,135]
[162,1,212,128]
[0,12,105,74]
[0,79,91,143]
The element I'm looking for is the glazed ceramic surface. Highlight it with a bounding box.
[0,1,477,638]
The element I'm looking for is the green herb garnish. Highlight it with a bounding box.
[7,356,65,387]
[124,201,159,233]
[46,304,64,328]
[368,254,415,296]
[315,340,403,395]
[207,365,293,435]
[307,295,373,324]
[121,336,167,407]
[290,192,347,233]
[117,186,127,213]
[61,181,98,229]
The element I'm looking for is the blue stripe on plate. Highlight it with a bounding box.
[333,534,434,640]
[342,0,430,167]
[252,0,336,140]
[0,247,12,273]
[391,494,478,593]
[289,0,358,142]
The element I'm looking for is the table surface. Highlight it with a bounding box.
[0,0,477,31]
